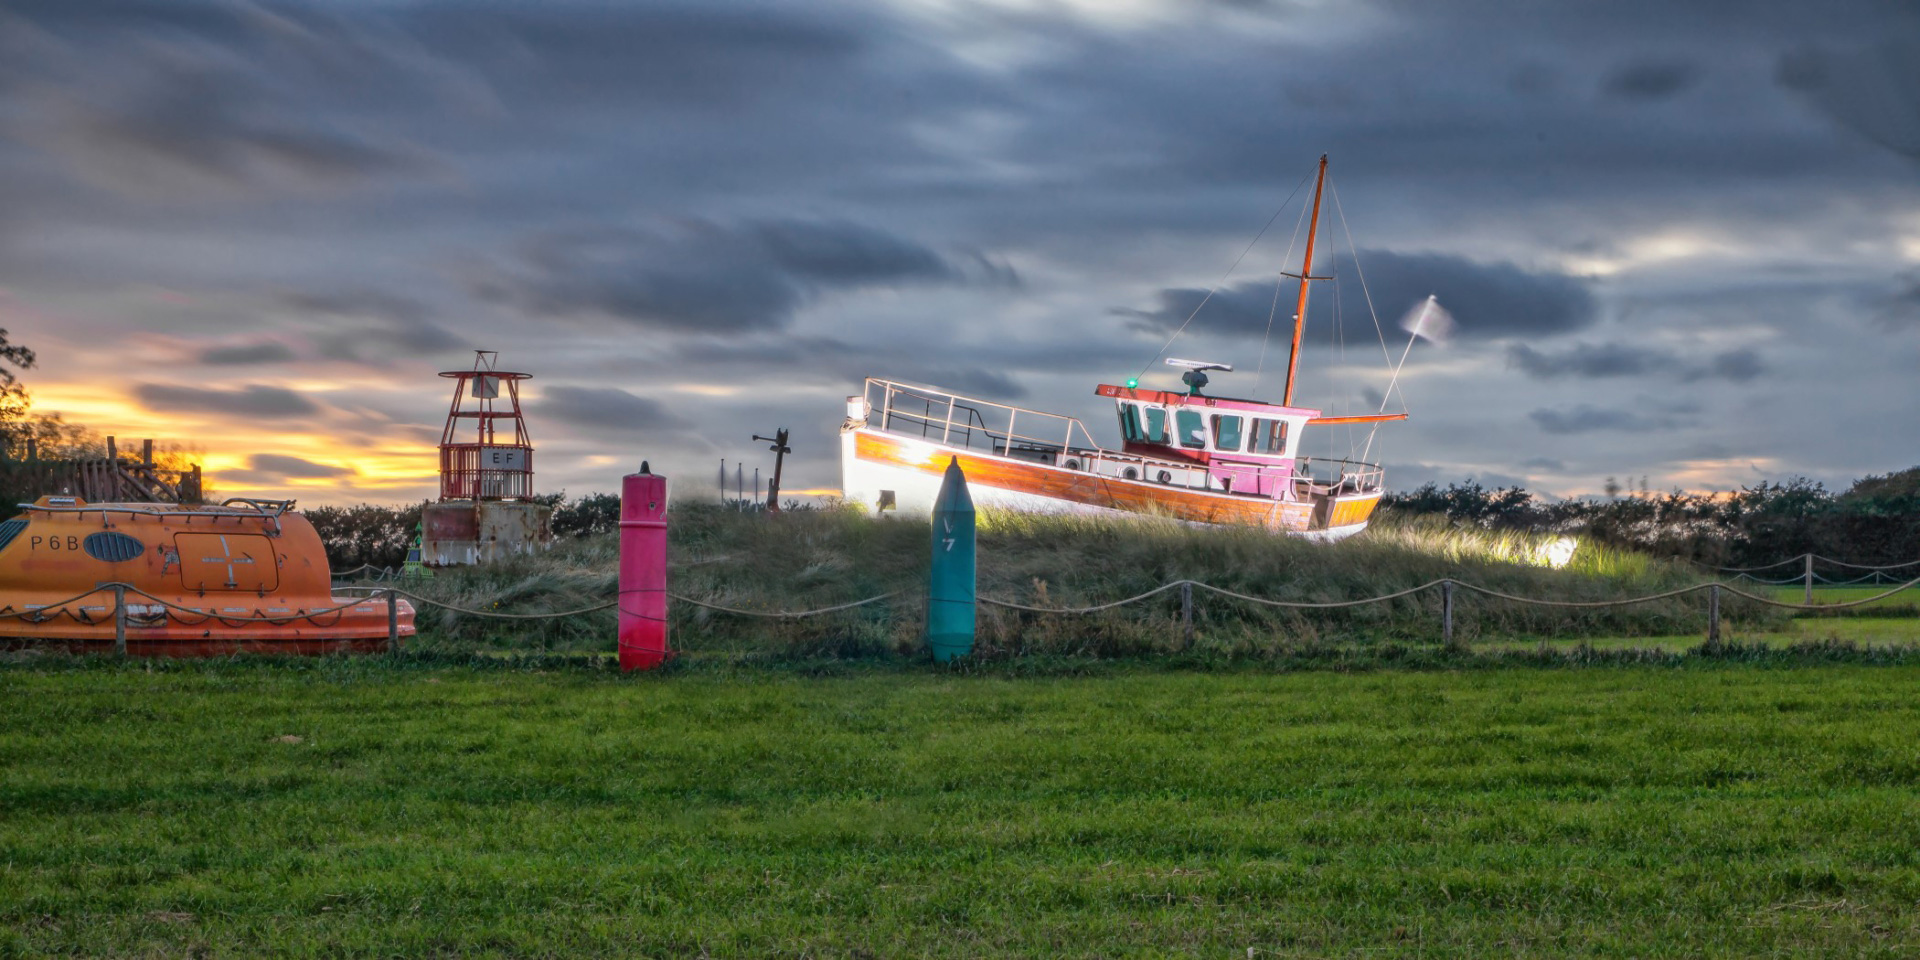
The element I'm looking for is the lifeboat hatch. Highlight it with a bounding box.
[174,533,279,592]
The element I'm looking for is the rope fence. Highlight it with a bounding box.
[20,568,1917,658]
[1710,553,1920,590]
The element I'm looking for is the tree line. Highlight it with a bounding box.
[1381,469,1920,568]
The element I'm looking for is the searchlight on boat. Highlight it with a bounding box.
[1164,358,1233,395]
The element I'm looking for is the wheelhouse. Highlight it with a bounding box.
[1096,383,1329,498]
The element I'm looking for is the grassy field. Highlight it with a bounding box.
[6,658,1920,957]
[391,505,1789,657]
[1762,583,1920,614]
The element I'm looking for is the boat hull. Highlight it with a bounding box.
[0,499,414,657]
[843,428,1377,540]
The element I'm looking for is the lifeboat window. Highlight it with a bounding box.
[1249,418,1290,455]
[0,517,25,553]
[1142,407,1169,444]
[84,532,146,563]
[1118,403,1144,442]
[1175,409,1206,449]
[1211,414,1243,452]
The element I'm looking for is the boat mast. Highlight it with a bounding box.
[1281,154,1328,408]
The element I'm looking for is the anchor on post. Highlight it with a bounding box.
[751,427,792,514]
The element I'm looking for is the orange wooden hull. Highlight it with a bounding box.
[853,430,1378,533]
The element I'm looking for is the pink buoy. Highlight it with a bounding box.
[619,462,670,671]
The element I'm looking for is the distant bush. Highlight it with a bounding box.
[1380,466,1920,567]
[310,492,644,571]
[305,502,426,572]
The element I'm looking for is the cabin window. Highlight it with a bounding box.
[1142,407,1169,444]
[1211,415,1243,452]
[1250,419,1290,455]
[1175,409,1206,449]
[84,532,145,563]
[0,517,25,554]
[1118,404,1144,442]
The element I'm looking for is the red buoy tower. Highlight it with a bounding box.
[438,351,535,500]
[421,351,553,566]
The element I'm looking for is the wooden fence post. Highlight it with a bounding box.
[1441,580,1457,652]
[113,584,127,657]
[1706,584,1722,651]
[1803,553,1814,605]
[1180,581,1194,650]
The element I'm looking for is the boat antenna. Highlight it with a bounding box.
[1281,155,1329,408]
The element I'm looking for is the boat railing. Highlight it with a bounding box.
[865,378,1105,462]
[1295,457,1385,494]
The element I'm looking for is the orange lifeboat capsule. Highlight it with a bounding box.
[0,496,415,656]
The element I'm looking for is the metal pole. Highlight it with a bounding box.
[1180,581,1194,649]
[1441,579,1456,651]
[1804,553,1814,605]
[387,588,399,652]
[1707,584,1721,650]
[114,584,127,657]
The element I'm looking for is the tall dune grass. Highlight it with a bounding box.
[395,503,1779,658]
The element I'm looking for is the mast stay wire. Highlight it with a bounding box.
[1328,179,1410,466]
[1140,167,1316,382]
[1253,196,1314,395]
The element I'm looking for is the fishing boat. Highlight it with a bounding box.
[0,495,415,656]
[840,155,1414,539]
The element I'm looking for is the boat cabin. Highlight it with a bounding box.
[1095,384,1317,498]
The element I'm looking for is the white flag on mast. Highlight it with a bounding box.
[1399,295,1455,344]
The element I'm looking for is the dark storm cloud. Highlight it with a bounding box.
[200,341,297,365]
[538,386,687,434]
[1777,38,1920,162]
[279,292,463,363]
[408,2,867,107]
[1357,252,1599,339]
[477,220,1009,333]
[133,383,318,418]
[0,1,434,199]
[1700,348,1766,383]
[1120,252,1597,341]
[1529,405,1682,435]
[663,334,1035,400]
[1873,271,1920,330]
[243,454,353,479]
[1602,60,1700,101]
[1508,342,1664,378]
[34,69,416,195]
[1507,343,1768,382]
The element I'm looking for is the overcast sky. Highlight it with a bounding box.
[1,0,1916,505]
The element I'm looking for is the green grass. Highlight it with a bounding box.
[5,659,1920,956]
[1763,583,1920,615]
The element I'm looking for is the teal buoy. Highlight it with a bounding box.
[926,457,976,661]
